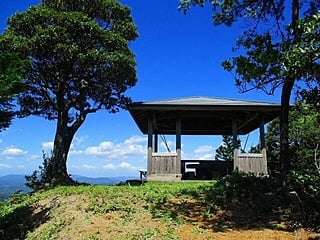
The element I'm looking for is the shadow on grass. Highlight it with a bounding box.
[0,201,51,240]
[150,173,316,233]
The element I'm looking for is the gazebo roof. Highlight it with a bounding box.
[127,96,281,135]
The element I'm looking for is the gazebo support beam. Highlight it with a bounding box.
[259,118,266,149]
[147,117,153,176]
[154,134,158,153]
[232,118,238,171]
[176,116,181,175]
[259,118,268,174]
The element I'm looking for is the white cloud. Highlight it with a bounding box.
[17,165,25,169]
[103,164,116,170]
[102,162,137,171]
[119,162,137,170]
[82,164,96,169]
[42,141,54,150]
[70,164,96,170]
[124,135,146,145]
[84,135,146,160]
[194,145,214,154]
[73,136,88,145]
[69,149,84,156]
[193,145,215,160]
[85,142,112,156]
[0,163,10,168]
[70,165,81,170]
[182,145,215,160]
[29,154,41,160]
[42,141,82,156]
[2,146,27,157]
[71,162,137,172]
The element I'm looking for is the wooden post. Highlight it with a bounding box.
[154,134,158,153]
[259,118,266,149]
[232,118,238,171]
[259,118,268,175]
[176,116,181,175]
[153,113,158,153]
[147,117,153,175]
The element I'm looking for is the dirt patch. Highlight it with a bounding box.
[28,193,319,240]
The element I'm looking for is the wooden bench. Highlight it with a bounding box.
[138,169,147,180]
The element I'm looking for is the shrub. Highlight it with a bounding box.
[25,152,56,191]
[205,171,288,214]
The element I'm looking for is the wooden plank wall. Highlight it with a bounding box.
[236,153,268,175]
[151,153,177,174]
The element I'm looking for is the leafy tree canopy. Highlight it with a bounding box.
[179,0,320,185]
[179,0,320,95]
[0,0,138,186]
[0,53,29,131]
[266,102,320,221]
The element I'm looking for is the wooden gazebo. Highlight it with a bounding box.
[128,97,281,181]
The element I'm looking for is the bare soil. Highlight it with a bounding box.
[29,194,319,240]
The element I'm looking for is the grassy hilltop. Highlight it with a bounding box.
[0,177,318,240]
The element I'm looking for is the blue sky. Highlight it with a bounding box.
[0,0,281,178]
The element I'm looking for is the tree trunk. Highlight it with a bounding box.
[50,112,79,185]
[279,0,300,187]
[280,77,294,186]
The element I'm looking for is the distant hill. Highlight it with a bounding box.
[0,175,30,201]
[71,175,134,185]
[0,174,135,201]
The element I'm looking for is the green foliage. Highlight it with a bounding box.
[215,135,240,161]
[288,103,320,222]
[222,31,285,94]
[3,1,138,119]
[266,102,320,226]
[1,180,318,238]
[179,0,284,26]
[206,171,287,214]
[267,102,320,179]
[0,53,29,131]
[0,0,138,185]
[0,192,38,240]
[25,152,78,191]
[82,182,212,225]
[179,0,320,185]
[266,117,281,175]
[25,152,50,191]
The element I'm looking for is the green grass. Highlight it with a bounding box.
[1,174,315,239]
[0,181,213,240]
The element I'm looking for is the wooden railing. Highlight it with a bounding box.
[234,149,268,175]
[151,153,178,174]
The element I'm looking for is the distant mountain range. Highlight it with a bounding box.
[0,174,135,201]
[0,175,30,201]
[71,175,134,185]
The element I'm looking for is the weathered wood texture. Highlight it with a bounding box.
[151,153,178,174]
[235,149,267,175]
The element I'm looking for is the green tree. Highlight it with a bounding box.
[289,103,320,177]
[266,102,320,175]
[215,135,240,162]
[179,0,320,185]
[266,103,320,219]
[0,53,29,131]
[0,0,137,186]
[265,118,281,175]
